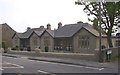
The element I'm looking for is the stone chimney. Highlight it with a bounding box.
[40,26,44,29]
[47,24,51,30]
[77,21,83,24]
[27,27,31,30]
[58,22,62,29]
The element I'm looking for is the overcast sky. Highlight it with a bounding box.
[0,0,90,32]
[0,0,119,33]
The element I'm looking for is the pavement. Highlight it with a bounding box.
[2,53,118,69]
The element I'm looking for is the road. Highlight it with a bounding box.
[1,55,119,75]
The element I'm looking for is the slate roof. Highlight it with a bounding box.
[14,23,107,39]
[20,30,33,38]
[54,23,99,38]
[31,27,45,31]
[15,27,45,39]
[1,23,16,32]
[83,26,106,37]
[16,33,22,38]
[34,30,45,36]
[46,30,55,37]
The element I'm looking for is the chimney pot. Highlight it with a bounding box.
[40,26,44,29]
[58,22,62,29]
[47,24,51,30]
[27,27,31,30]
[77,21,83,24]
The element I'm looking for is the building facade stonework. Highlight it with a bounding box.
[40,30,54,52]
[29,32,40,50]
[12,23,117,53]
[12,33,20,48]
[0,23,15,48]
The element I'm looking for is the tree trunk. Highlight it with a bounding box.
[107,15,114,48]
[107,32,113,48]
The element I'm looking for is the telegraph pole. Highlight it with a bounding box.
[75,0,103,62]
[98,0,103,62]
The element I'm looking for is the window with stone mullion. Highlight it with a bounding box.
[78,35,89,49]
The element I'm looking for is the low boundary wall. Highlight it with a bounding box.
[8,51,95,61]
[7,47,119,62]
[94,47,119,62]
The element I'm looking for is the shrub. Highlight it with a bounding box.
[11,47,16,50]
[20,48,23,51]
[2,42,6,50]
[27,47,31,51]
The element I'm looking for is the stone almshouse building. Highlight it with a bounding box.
[12,22,116,53]
[0,23,16,48]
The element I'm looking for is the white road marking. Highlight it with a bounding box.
[4,56,104,71]
[3,67,24,69]
[0,68,3,70]
[85,66,104,71]
[38,70,49,74]
[36,60,54,64]
[58,63,83,68]
[3,62,24,69]
[35,60,104,71]
[29,60,36,62]
[98,68,104,71]
[21,57,28,59]
[4,56,13,58]
[13,58,17,59]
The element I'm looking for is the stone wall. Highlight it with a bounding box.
[94,47,119,62]
[73,28,97,54]
[40,31,54,52]
[1,23,15,48]
[12,34,20,48]
[8,51,96,61]
[30,33,40,50]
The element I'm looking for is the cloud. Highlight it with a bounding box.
[0,0,88,32]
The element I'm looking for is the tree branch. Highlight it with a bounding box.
[83,3,98,17]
